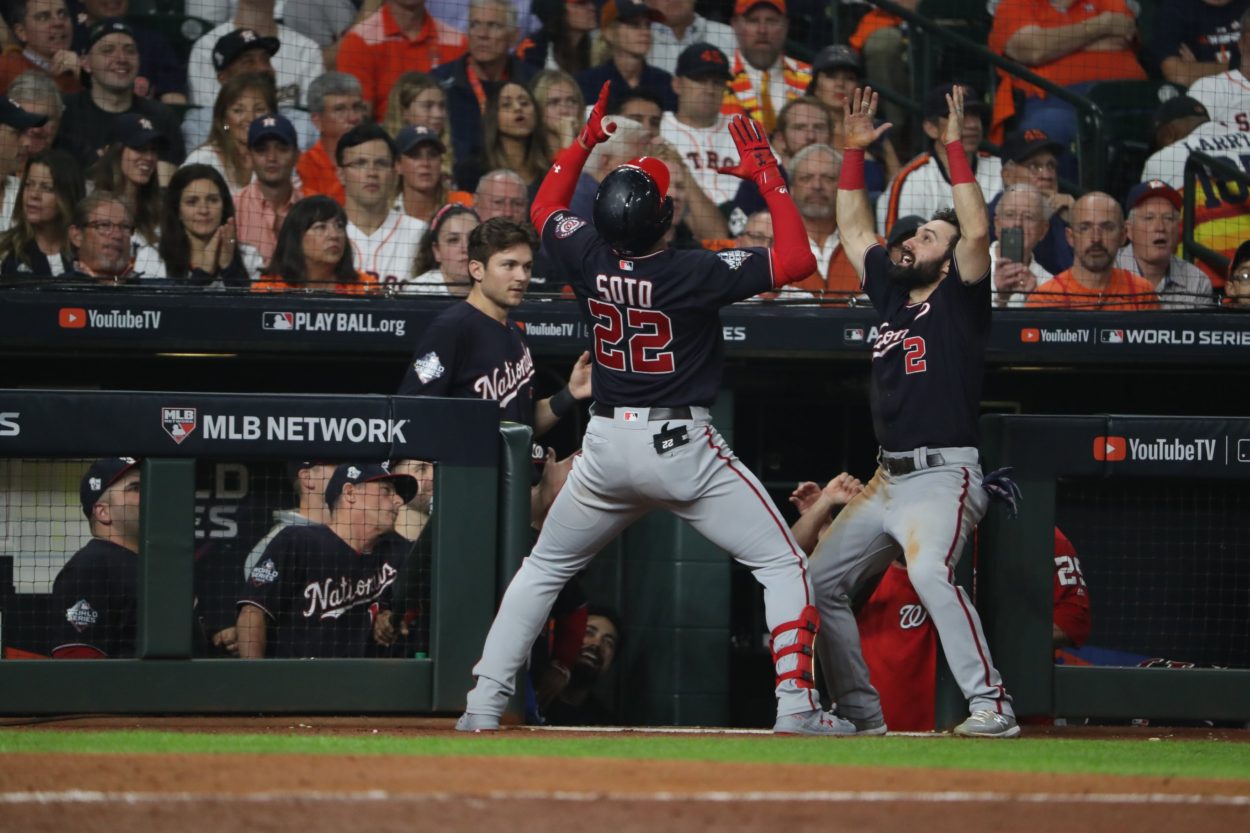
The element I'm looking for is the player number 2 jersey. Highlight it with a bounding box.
[541,210,775,406]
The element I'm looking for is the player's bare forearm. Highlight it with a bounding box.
[534,401,560,437]
[236,604,268,659]
[683,177,730,240]
[836,183,877,275]
[790,497,834,556]
[839,88,891,274]
[940,86,991,281]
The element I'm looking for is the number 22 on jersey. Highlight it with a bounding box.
[588,299,675,374]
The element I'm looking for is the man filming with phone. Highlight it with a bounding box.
[991,184,1052,308]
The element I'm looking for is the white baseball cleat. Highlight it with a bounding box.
[953,709,1020,738]
[455,712,501,732]
[773,709,859,736]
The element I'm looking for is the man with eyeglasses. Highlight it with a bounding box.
[1026,192,1159,310]
[473,168,529,223]
[337,0,468,120]
[298,72,367,206]
[989,128,1074,276]
[1114,180,1215,309]
[60,191,139,284]
[434,0,536,172]
[1225,240,1250,308]
[337,123,426,284]
[990,184,1052,308]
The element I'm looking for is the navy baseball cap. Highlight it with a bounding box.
[1153,95,1208,132]
[108,113,168,149]
[1231,240,1250,279]
[999,128,1063,164]
[923,83,984,120]
[248,113,298,149]
[0,97,48,130]
[324,463,418,507]
[675,43,732,80]
[1125,179,1182,213]
[396,124,446,155]
[86,18,137,51]
[600,0,664,27]
[812,44,863,77]
[80,457,140,518]
[213,28,280,72]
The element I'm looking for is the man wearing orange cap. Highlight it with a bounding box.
[722,0,810,133]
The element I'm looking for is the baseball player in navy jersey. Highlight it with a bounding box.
[458,82,849,734]
[807,85,1017,738]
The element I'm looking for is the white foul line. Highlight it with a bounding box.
[1,789,1247,807]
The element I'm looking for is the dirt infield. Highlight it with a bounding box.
[2,718,1248,833]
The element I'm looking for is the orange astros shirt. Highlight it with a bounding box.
[1026,267,1160,310]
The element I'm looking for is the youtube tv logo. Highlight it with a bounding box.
[59,308,86,328]
[1020,328,1040,343]
[1093,436,1127,461]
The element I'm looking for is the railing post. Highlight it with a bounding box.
[137,458,196,659]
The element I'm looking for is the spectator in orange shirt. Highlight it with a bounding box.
[0,0,81,95]
[336,0,467,120]
[1027,192,1159,310]
[848,0,916,150]
[988,0,1145,154]
[297,73,367,206]
[254,195,377,293]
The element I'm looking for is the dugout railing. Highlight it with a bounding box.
[0,389,532,715]
[979,414,1250,724]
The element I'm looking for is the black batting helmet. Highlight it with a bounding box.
[592,157,673,256]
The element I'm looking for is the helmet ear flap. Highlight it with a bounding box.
[656,195,674,236]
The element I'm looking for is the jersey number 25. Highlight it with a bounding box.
[588,300,675,374]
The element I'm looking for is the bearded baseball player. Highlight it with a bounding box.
[808,85,1019,738]
[457,82,845,734]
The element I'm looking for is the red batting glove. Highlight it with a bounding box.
[717,115,784,195]
[577,81,616,150]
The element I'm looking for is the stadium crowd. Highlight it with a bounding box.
[0,0,1248,308]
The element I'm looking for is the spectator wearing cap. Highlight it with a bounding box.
[723,0,811,133]
[92,113,168,277]
[0,0,81,95]
[395,123,466,223]
[988,128,1073,276]
[806,44,900,189]
[50,457,142,658]
[988,0,1145,147]
[181,28,318,155]
[1115,180,1216,309]
[847,0,915,147]
[1142,95,1225,187]
[878,83,1002,235]
[0,96,49,230]
[187,0,324,115]
[60,19,186,182]
[1186,8,1250,129]
[60,190,139,283]
[337,122,427,285]
[298,72,367,206]
[575,0,677,112]
[237,462,418,659]
[69,0,186,103]
[236,113,304,263]
[659,42,739,205]
[6,71,64,164]
[1150,0,1249,88]
[1225,240,1250,308]
[989,184,1052,308]
[432,0,536,174]
[336,0,467,121]
[1026,192,1160,311]
[647,0,736,76]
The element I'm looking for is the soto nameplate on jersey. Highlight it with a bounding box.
[652,422,689,455]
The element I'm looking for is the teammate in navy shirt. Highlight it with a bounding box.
[809,85,1018,738]
[458,84,856,736]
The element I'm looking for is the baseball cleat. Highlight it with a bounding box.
[848,715,889,736]
[455,712,501,732]
[773,709,859,736]
[953,709,1020,738]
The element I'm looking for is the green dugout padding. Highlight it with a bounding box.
[978,414,1250,722]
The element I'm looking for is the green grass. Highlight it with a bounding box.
[2,729,1248,781]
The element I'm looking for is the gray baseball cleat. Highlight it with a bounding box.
[773,709,859,736]
[848,715,889,736]
[953,709,1021,738]
[455,712,501,732]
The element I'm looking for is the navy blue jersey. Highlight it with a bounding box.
[1149,0,1246,71]
[398,301,535,426]
[541,210,774,406]
[863,244,990,451]
[51,539,137,658]
[238,524,398,658]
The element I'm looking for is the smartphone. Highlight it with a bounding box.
[1000,226,1024,263]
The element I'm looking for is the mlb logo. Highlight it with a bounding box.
[1101,329,1124,344]
[622,410,641,422]
[1020,328,1040,343]
[59,307,87,328]
[844,327,865,342]
[263,312,294,330]
[161,407,197,444]
[619,259,634,271]
[1093,435,1127,462]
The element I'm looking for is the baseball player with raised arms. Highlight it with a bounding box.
[809,85,1019,738]
[458,82,846,734]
